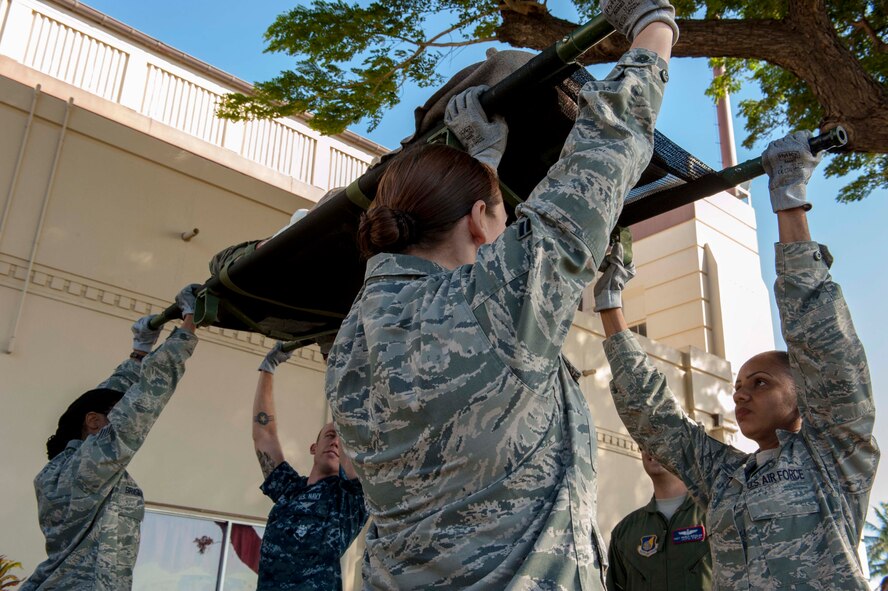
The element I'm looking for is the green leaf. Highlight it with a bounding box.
[221,0,886,201]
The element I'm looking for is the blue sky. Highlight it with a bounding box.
[83,0,888,543]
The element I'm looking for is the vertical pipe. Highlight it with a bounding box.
[0,84,41,246]
[681,351,697,422]
[215,521,232,591]
[713,66,739,168]
[6,97,74,354]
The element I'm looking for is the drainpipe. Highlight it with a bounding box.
[0,84,41,246]
[713,65,738,169]
[713,65,746,200]
[6,97,74,354]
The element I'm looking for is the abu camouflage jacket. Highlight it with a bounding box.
[606,241,878,590]
[22,328,197,591]
[327,49,668,590]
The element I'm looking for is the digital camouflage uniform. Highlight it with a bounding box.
[258,461,368,591]
[606,494,711,591]
[326,49,667,590]
[605,242,878,590]
[22,328,197,591]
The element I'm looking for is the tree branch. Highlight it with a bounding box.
[495,7,888,153]
[365,9,499,95]
[853,18,888,53]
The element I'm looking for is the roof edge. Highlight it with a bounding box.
[43,0,390,155]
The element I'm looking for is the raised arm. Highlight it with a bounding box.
[597,239,743,505]
[763,133,877,500]
[339,442,359,481]
[252,343,290,480]
[447,13,674,389]
[73,285,200,493]
[95,314,164,391]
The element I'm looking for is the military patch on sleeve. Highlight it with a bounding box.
[672,525,706,544]
[637,535,658,557]
[516,217,532,240]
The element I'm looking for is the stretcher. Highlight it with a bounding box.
[149,15,847,350]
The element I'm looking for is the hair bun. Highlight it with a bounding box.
[391,210,418,244]
[357,206,420,258]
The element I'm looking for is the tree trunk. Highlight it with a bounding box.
[496,3,888,154]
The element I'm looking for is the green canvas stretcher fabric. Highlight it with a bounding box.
[200,49,713,347]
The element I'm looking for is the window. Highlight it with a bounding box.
[628,322,647,337]
[133,509,265,591]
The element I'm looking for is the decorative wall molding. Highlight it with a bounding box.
[596,426,641,459]
[0,252,327,369]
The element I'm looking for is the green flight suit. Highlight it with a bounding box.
[607,494,711,591]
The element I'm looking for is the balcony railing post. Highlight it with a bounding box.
[118,50,147,111]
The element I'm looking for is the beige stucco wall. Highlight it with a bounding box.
[624,193,775,378]
[1,60,739,587]
[0,68,331,576]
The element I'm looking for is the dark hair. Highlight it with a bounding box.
[357,144,501,258]
[46,388,123,459]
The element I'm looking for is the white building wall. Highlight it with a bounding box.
[625,193,776,378]
[0,0,386,198]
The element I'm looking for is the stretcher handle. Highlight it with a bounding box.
[617,126,849,227]
[808,125,848,154]
[354,13,615,202]
[478,15,614,114]
[280,341,301,353]
[148,304,183,330]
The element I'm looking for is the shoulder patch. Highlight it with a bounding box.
[672,525,706,544]
[637,535,658,557]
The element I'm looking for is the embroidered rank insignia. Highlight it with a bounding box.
[672,525,706,544]
[637,535,658,557]
[516,217,531,240]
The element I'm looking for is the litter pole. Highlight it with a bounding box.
[148,304,183,330]
[352,13,616,204]
[618,126,849,227]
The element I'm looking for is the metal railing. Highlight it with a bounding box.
[23,11,127,102]
[241,117,317,184]
[0,0,379,191]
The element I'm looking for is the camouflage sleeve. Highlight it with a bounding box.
[775,241,878,494]
[605,330,746,507]
[261,461,308,503]
[465,49,666,389]
[73,327,197,492]
[95,358,141,392]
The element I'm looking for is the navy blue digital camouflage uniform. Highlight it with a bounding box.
[258,461,368,590]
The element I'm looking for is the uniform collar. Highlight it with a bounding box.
[643,495,659,514]
[643,492,694,514]
[65,439,83,451]
[775,428,797,445]
[365,252,447,281]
